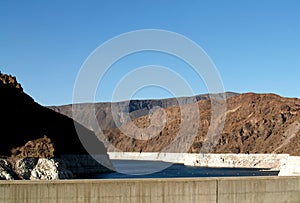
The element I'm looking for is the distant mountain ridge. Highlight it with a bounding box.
[48,92,238,130]
[50,92,300,155]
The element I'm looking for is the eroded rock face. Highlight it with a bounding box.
[0,154,113,181]
[0,156,113,180]
[30,159,74,180]
[0,73,23,93]
[2,158,73,180]
[14,158,37,179]
[11,136,55,159]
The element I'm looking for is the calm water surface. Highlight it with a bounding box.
[87,160,279,179]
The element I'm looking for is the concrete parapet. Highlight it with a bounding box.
[0,177,300,202]
[0,178,217,203]
[218,176,300,203]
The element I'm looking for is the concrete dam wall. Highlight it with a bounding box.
[1,177,300,202]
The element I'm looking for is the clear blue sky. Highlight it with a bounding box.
[1,0,299,106]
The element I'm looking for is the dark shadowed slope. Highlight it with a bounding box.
[0,73,107,158]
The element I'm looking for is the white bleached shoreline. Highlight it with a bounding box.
[108,152,300,176]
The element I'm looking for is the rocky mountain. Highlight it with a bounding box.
[0,73,112,180]
[50,92,300,156]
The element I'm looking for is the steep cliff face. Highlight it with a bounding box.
[0,73,112,179]
[52,92,300,156]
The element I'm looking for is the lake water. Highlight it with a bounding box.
[85,160,279,179]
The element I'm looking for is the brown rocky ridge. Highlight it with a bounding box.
[0,72,113,180]
[50,92,300,156]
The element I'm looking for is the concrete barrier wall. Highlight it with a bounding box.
[218,177,300,203]
[1,177,300,203]
[0,178,217,203]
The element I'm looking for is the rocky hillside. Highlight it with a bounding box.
[213,93,300,155]
[48,92,238,130]
[0,73,112,179]
[51,92,300,156]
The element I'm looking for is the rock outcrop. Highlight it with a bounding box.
[0,158,74,180]
[0,72,113,179]
[15,158,74,180]
[0,159,15,180]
